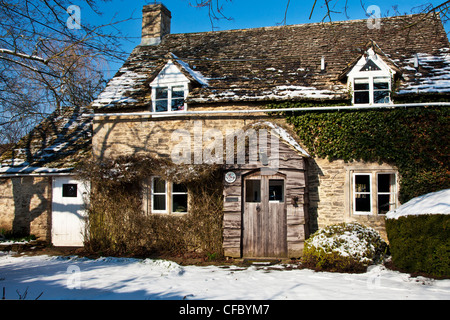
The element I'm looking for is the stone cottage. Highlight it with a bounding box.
[1,3,449,258]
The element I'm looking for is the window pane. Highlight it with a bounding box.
[355,175,370,192]
[63,184,77,197]
[374,90,390,104]
[172,194,188,213]
[378,174,395,193]
[374,81,389,90]
[172,86,185,98]
[153,195,166,211]
[354,91,370,104]
[269,179,284,202]
[378,194,392,214]
[155,87,168,99]
[155,99,168,112]
[153,178,166,193]
[354,82,369,91]
[245,180,261,202]
[171,98,184,111]
[173,183,187,193]
[355,194,371,212]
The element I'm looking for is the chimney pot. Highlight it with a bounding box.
[141,3,171,46]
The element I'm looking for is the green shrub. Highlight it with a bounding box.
[385,214,450,278]
[302,222,388,273]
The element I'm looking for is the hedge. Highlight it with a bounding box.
[385,214,450,278]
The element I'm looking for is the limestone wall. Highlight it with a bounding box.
[0,176,51,241]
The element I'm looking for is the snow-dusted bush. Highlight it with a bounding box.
[302,222,387,273]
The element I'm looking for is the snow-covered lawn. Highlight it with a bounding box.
[0,252,449,300]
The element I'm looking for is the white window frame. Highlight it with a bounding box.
[150,60,190,113]
[350,171,398,216]
[151,176,168,214]
[150,177,188,215]
[353,173,373,215]
[352,76,391,105]
[347,48,395,106]
[171,182,188,214]
[151,83,189,113]
[376,172,397,214]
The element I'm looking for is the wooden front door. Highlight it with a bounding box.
[243,172,287,258]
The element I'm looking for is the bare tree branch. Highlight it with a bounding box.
[0,0,129,143]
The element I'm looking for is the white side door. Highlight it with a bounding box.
[52,176,89,246]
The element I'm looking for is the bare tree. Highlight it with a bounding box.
[192,1,450,28]
[0,0,130,144]
[189,0,233,30]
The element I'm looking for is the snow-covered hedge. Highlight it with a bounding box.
[385,189,450,278]
[302,222,387,273]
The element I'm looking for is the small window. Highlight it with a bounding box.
[152,177,167,212]
[373,78,390,104]
[153,85,187,113]
[354,174,372,214]
[171,86,185,111]
[62,184,77,198]
[353,77,390,105]
[354,78,370,104]
[172,183,188,213]
[351,172,397,215]
[150,177,188,214]
[269,179,284,202]
[245,180,261,202]
[155,87,169,112]
[377,173,396,214]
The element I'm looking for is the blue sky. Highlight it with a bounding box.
[80,0,449,76]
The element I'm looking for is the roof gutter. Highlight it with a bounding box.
[90,102,450,118]
[0,172,76,178]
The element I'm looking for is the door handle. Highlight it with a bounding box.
[256,205,261,213]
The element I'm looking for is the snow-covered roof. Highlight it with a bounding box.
[386,189,450,219]
[0,106,92,175]
[255,121,310,157]
[92,13,450,112]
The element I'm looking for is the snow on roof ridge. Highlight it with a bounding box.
[255,121,310,157]
[171,53,209,87]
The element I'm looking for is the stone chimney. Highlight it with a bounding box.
[141,3,171,46]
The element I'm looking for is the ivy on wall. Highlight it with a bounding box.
[268,101,449,203]
[76,155,224,257]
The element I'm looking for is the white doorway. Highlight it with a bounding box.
[52,176,89,246]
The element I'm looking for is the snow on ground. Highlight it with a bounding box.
[0,253,449,300]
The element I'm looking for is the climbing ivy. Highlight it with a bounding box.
[268,100,450,203]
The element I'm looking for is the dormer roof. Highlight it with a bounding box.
[92,13,450,112]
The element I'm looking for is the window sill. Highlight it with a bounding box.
[352,103,394,107]
[150,211,188,216]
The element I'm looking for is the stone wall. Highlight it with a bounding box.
[93,109,396,244]
[0,176,51,241]
[93,111,272,160]
[308,157,398,240]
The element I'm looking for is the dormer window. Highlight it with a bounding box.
[346,48,395,106]
[154,85,187,112]
[151,60,190,113]
[354,76,391,104]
